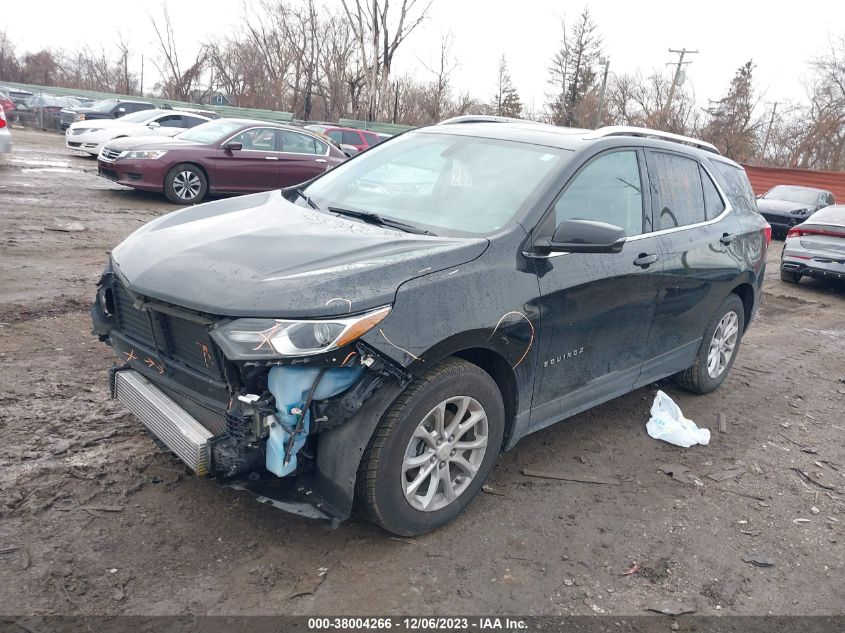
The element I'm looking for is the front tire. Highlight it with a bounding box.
[356,358,504,536]
[164,163,207,204]
[676,294,745,394]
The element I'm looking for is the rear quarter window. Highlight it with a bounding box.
[710,160,758,215]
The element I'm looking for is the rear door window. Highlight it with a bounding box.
[326,130,343,143]
[342,130,362,145]
[553,150,644,237]
[156,114,185,128]
[647,151,706,229]
[279,130,326,154]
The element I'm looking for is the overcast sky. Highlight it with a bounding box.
[3,0,843,116]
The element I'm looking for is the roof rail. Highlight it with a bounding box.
[438,114,541,125]
[584,126,720,154]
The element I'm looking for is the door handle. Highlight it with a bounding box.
[633,253,660,268]
[314,158,327,163]
[720,233,735,245]
[265,156,280,161]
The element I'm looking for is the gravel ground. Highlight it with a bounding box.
[0,128,843,617]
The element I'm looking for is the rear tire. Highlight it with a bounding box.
[780,269,802,284]
[164,163,207,204]
[676,294,745,394]
[356,358,504,536]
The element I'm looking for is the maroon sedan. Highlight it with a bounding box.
[97,119,347,204]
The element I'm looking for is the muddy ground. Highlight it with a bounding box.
[0,128,843,617]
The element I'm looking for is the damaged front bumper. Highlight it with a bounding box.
[95,269,410,524]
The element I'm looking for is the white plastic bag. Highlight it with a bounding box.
[646,390,710,448]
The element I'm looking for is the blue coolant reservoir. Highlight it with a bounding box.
[266,365,364,477]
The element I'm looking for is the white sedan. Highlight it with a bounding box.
[65,109,212,156]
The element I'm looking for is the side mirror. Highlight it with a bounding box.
[116,107,126,116]
[222,142,242,153]
[147,121,160,129]
[538,219,627,254]
[756,194,763,199]
[340,143,359,157]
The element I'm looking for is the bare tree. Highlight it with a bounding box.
[420,32,456,122]
[341,0,432,120]
[149,3,206,101]
[546,8,602,127]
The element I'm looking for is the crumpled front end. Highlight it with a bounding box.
[92,263,409,522]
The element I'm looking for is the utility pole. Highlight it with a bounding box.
[594,57,610,129]
[662,48,698,126]
[140,54,145,97]
[760,101,778,163]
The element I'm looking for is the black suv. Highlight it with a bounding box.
[91,121,770,536]
[59,98,155,130]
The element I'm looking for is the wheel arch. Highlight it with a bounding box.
[452,347,518,449]
[730,282,755,330]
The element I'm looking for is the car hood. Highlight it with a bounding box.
[111,190,489,318]
[757,199,810,215]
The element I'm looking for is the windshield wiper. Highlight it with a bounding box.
[328,206,436,235]
[293,188,319,210]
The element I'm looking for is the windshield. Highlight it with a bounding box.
[764,185,819,205]
[120,110,160,124]
[178,119,245,144]
[305,131,569,235]
[90,100,118,112]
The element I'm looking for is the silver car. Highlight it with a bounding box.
[0,107,11,154]
[780,205,845,283]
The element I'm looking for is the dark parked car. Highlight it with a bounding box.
[0,91,15,116]
[59,98,155,130]
[305,124,381,151]
[0,85,34,107]
[97,118,347,203]
[92,122,769,536]
[15,94,82,129]
[756,185,834,238]
[780,204,845,284]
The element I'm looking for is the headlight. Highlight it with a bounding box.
[82,128,103,134]
[117,150,168,160]
[210,305,391,360]
[75,113,86,121]
[790,208,810,215]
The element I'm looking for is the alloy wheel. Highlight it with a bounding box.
[401,396,489,512]
[707,311,739,378]
[173,171,201,200]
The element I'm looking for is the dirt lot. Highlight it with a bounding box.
[0,128,843,617]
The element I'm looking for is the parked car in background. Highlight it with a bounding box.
[757,185,835,238]
[91,122,769,536]
[0,107,11,155]
[14,94,83,129]
[780,205,845,284]
[66,109,212,156]
[304,124,381,151]
[0,86,34,107]
[0,91,15,117]
[97,118,347,204]
[59,98,156,130]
